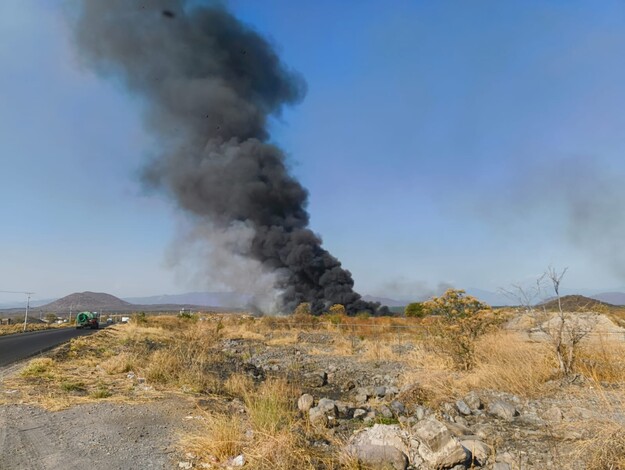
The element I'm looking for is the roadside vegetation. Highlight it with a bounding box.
[0,321,71,336]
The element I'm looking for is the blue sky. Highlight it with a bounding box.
[2,0,625,303]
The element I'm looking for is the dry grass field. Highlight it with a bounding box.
[2,310,625,469]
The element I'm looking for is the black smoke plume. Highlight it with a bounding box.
[71,0,386,315]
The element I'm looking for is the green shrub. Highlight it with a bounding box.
[405,302,425,318]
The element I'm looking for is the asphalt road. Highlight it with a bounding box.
[0,328,98,367]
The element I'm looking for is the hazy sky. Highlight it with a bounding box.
[2,0,625,303]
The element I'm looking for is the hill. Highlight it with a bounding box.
[40,292,131,312]
[541,294,613,311]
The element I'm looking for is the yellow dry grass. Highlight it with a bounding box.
[0,322,69,336]
[6,311,625,467]
[2,318,223,410]
[576,335,625,383]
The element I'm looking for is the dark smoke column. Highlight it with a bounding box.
[71,0,386,315]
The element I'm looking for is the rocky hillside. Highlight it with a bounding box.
[40,292,131,312]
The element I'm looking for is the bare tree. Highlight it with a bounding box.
[500,273,547,315]
[544,266,597,376]
[504,267,597,377]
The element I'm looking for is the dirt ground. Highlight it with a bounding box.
[0,362,202,470]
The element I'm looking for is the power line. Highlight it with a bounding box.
[0,290,35,332]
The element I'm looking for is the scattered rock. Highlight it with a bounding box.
[463,391,482,411]
[303,372,327,388]
[456,399,471,416]
[346,424,412,470]
[317,398,338,417]
[375,386,387,398]
[226,454,245,468]
[460,438,491,465]
[378,405,394,419]
[308,398,338,427]
[308,407,329,427]
[345,444,408,470]
[178,462,192,470]
[297,394,314,413]
[413,417,469,469]
[444,421,472,438]
[492,463,512,470]
[454,416,468,427]
[488,399,519,420]
[355,393,368,404]
[363,411,376,424]
[343,380,356,392]
[543,406,563,423]
[353,409,367,419]
[390,400,406,416]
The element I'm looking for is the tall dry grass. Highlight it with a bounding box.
[576,335,625,383]
[399,331,557,405]
[465,332,556,397]
[184,377,340,469]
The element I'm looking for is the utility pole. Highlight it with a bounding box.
[0,290,35,332]
[23,292,32,331]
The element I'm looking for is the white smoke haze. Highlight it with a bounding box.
[375,277,455,301]
[471,155,625,282]
[166,221,282,314]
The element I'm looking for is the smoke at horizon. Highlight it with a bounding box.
[469,155,625,283]
[70,0,386,314]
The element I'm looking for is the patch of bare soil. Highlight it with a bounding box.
[0,398,201,470]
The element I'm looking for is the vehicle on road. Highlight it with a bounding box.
[75,311,99,329]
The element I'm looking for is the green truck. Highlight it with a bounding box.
[75,311,99,329]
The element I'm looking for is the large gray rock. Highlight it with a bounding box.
[345,444,408,470]
[460,438,491,465]
[346,424,413,469]
[488,400,519,420]
[413,418,468,469]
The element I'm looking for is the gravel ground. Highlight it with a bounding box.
[0,396,201,470]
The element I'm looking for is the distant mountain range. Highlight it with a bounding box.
[364,288,625,307]
[124,291,249,308]
[2,287,624,313]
